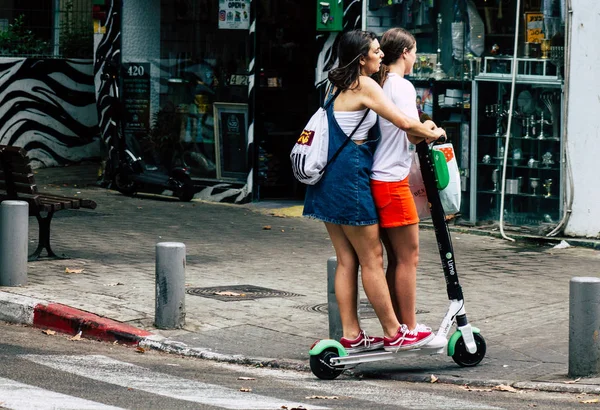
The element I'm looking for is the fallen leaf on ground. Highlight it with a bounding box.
[430,374,438,383]
[113,341,119,345]
[461,385,492,392]
[581,399,600,404]
[215,291,243,297]
[492,384,518,393]
[239,387,252,392]
[136,347,145,354]
[564,377,581,384]
[305,395,339,400]
[65,268,84,274]
[42,329,56,336]
[263,225,272,230]
[70,331,82,341]
[237,377,255,380]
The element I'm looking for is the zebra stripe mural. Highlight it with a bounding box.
[0,58,100,168]
[93,0,122,185]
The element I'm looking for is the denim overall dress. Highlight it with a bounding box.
[303,95,380,226]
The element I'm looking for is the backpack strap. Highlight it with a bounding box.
[319,108,370,175]
[323,84,341,109]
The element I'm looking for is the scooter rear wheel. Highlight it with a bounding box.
[310,348,344,380]
[452,332,486,367]
[114,172,136,195]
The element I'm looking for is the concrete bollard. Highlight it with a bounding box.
[155,242,186,329]
[0,201,29,286]
[327,256,343,340]
[569,277,600,377]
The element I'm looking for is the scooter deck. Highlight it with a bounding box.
[331,344,446,367]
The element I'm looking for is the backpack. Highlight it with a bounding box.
[290,87,368,185]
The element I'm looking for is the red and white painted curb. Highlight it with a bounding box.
[0,292,152,344]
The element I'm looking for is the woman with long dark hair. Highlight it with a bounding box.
[303,30,444,352]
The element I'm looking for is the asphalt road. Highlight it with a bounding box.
[0,322,598,409]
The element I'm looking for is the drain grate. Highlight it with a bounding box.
[186,285,303,301]
[294,299,429,319]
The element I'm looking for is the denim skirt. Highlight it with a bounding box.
[303,105,380,226]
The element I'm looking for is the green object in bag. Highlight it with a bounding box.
[432,149,450,190]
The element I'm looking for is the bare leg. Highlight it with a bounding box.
[342,224,400,338]
[380,229,400,320]
[324,223,360,340]
[384,223,420,329]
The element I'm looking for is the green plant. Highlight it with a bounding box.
[60,1,93,58]
[0,15,48,56]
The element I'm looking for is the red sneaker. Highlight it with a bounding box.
[340,330,384,354]
[384,324,434,352]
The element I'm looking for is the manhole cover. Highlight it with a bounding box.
[186,285,303,301]
[295,299,429,319]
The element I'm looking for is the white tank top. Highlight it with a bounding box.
[334,109,377,141]
[371,73,418,181]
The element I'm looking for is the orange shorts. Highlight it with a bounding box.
[370,177,420,228]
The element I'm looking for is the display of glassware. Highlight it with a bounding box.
[527,156,539,168]
[543,178,553,198]
[491,168,500,192]
[530,177,540,195]
[482,154,491,164]
[542,151,554,167]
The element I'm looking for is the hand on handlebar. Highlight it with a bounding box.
[425,127,446,145]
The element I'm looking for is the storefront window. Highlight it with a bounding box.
[158,0,250,181]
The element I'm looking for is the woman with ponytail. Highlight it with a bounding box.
[303,30,444,353]
[370,27,443,350]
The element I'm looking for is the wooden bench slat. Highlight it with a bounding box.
[0,180,38,195]
[0,171,36,184]
[38,194,80,209]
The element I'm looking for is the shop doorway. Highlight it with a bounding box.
[255,0,318,200]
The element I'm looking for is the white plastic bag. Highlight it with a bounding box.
[433,143,461,215]
[290,107,329,185]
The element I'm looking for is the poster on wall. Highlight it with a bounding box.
[214,102,248,180]
[122,62,151,149]
[415,87,433,118]
[218,0,250,30]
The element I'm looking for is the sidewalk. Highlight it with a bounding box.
[2,164,600,393]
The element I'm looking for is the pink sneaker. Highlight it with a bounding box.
[340,330,384,354]
[384,324,434,352]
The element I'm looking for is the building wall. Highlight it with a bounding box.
[564,0,600,238]
[0,57,100,168]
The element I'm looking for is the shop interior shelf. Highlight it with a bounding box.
[478,134,561,142]
[477,190,558,200]
[477,162,559,171]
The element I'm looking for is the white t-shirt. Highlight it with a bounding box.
[371,73,418,182]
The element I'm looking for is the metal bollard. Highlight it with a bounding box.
[569,277,600,377]
[0,201,29,286]
[327,256,342,340]
[155,242,186,329]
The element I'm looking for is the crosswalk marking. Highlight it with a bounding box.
[0,377,124,410]
[218,363,504,410]
[21,355,328,410]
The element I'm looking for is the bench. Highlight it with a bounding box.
[0,145,97,261]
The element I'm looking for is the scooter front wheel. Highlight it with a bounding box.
[309,348,344,380]
[452,332,486,367]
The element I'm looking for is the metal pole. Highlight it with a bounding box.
[569,276,600,377]
[154,242,186,329]
[0,201,29,286]
[327,256,342,340]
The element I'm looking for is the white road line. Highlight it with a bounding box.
[0,377,124,410]
[217,363,504,410]
[20,355,328,410]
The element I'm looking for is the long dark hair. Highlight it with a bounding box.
[328,30,378,91]
[375,28,416,87]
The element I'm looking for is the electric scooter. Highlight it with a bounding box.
[308,138,486,380]
[101,61,196,202]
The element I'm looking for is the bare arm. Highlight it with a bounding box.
[359,76,445,141]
